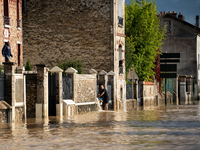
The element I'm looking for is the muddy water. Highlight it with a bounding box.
[1,105,200,149]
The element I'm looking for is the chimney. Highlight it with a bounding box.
[164,11,166,15]
[171,11,177,18]
[196,15,199,28]
[178,12,185,21]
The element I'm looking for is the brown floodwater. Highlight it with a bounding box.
[1,105,200,149]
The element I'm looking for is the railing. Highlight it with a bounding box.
[118,16,123,26]
[17,19,21,28]
[4,16,10,26]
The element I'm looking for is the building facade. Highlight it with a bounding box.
[22,0,126,110]
[0,0,23,66]
[159,11,200,100]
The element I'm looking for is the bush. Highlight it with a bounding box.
[57,59,83,74]
[25,59,32,71]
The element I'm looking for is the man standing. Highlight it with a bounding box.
[98,85,109,110]
[2,42,13,62]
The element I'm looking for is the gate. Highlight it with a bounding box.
[62,74,72,99]
[48,73,56,116]
[126,84,134,99]
[162,78,174,103]
[0,74,4,101]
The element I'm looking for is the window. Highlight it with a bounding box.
[18,44,21,66]
[119,46,123,74]
[164,20,171,33]
[120,88,123,101]
[118,0,123,26]
[4,0,10,26]
[17,0,21,28]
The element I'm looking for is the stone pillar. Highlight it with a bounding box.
[89,68,98,100]
[139,81,145,107]
[174,77,179,105]
[108,71,115,110]
[50,66,63,117]
[179,75,187,105]
[3,62,16,122]
[36,64,48,118]
[186,75,193,104]
[65,67,78,103]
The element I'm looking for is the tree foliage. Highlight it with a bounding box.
[25,59,32,71]
[57,59,83,74]
[125,0,165,81]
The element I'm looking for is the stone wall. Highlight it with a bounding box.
[0,109,7,123]
[126,99,138,110]
[0,0,23,65]
[76,74,96,103]
[23,0,114,73]
[15,106,24,122]
[25,73,37,118]
[0,101,11,123]
[76,104,97,114]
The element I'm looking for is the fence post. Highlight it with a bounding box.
[186,75,193,104]
[179,75,187,105]
[36,64,49,119]
[108,71,115,110]
[50,66,63,117]
[3,62,16,122]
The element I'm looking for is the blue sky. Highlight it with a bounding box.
[125,0,200,25]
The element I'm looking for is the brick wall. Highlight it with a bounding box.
[0,0,23,65]
[23,0,114,73]
[25,73,37,118]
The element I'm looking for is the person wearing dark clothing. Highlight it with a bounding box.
[2,42,13,62]
[98,85,109,110]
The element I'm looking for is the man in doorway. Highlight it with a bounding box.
[2,42,13,62]
[98,85,109,110]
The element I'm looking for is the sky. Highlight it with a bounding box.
[125,0,200,26]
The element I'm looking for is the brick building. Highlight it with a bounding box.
[0,0,23,66]
[22,0,126,110]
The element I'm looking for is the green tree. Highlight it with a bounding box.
[125,0,165,81]
[25,59,32,71]
[57,59,83,74]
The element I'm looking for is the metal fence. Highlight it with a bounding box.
[62,74,72,99]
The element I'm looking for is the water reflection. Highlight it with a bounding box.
[1,105,200,149]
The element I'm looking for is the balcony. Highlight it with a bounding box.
[17,19,21,28]
[4,16,10,26]
[118,16,123,26]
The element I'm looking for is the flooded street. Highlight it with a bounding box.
[1,105,200,149]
